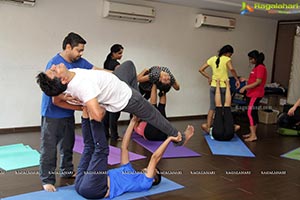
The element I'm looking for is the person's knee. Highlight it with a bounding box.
[124,60,134,66]
[40,147,57,161]
[123,60,135,70]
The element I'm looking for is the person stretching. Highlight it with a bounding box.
[75,107,185,199]
[201,80,240,141]
[36,61,194,146]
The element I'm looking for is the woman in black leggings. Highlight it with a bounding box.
[135,84,168,141]
[201,80,240,141]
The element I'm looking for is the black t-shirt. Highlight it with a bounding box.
[104,59,120,71]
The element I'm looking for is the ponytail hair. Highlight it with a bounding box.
[256,53,265,66]
[103,44,123,69]
[248,50,264,66]
[216,45,234,68]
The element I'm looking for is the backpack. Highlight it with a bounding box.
[277,112,300,130]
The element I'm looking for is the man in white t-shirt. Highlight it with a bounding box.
[36,60,194,146]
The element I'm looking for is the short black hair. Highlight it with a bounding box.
[36,72,67,96]
[152,167,162,186]
[62,32,86,50]
[248,50,259,60]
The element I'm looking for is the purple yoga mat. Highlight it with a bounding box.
[73,135,146,165]
[132,132,201,158]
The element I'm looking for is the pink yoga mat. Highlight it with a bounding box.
[73,135,146,165]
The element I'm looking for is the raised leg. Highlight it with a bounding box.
[215,80,222,107]
[224,80,232,107]
[149,84,157,105]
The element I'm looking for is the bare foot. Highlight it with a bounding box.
[201,123,209,133]
[234,124,240,132]
[242,134,251,138]
[244,136,257,142]
[43,184,56,192]
[183,125,194,146]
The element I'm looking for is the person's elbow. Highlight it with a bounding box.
[256,79,262,84]
[151,152,161,163]
[121,144,128,152]
[173,84,180,90]
[230,68,236,73]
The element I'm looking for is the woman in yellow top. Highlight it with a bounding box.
[199,45,240,132]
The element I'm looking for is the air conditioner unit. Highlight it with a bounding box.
[0,0,35,6]
[103,1,155,23]
[195,14,236,29]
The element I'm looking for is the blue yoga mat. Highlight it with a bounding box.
[204,134,255,157]
[2,177,184,200]
[0,143,40,171]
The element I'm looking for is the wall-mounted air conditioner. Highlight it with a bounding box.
[195,14,236,29]
[103,0,155,23]
[0,0,35,6]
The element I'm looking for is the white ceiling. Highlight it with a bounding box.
[145,0,300,21]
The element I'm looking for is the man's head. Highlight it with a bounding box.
[142,167,161,186]
[62,32,87,62]
[36,63,69,96]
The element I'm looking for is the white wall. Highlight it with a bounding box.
[0,0,277,128]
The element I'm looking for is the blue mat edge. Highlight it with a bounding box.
[2,177,184,200]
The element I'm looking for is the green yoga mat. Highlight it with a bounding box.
[0,143,40,171]
[281,147,300,161]
[278,128,300,136]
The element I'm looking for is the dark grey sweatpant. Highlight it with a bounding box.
[113,60,185,145]
[39,116,75,185]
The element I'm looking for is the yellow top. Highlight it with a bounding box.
[207,55,231,88]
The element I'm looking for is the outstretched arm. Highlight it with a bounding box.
[120,116,139,165]
[144,134,181,178]
[288,98,300,116]
[172,80,180,90]
[137,68,150,83]
[239,78,262,93]
[52,94,83,111]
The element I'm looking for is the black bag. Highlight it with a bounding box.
[277,112,300,130]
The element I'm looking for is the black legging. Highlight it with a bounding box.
[139,84,151,100]
[144,103,168,141]
[212,107,234,141]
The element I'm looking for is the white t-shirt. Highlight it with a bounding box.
[66,68,132,112]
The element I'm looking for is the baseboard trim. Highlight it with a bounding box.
[0,115,206,134]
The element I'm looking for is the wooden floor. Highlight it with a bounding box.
[1,118,300,200]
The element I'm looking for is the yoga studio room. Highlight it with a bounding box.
[1,0,300,199]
